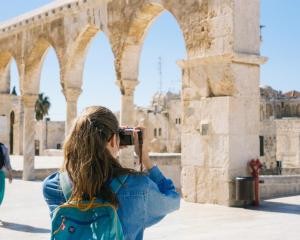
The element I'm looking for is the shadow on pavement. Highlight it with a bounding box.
[246,200,300,215]
[0,220,50,233]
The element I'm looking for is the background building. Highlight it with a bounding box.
[259,86,300,173]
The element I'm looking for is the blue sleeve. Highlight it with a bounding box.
[42,172,66,218]
[144,166,180,227]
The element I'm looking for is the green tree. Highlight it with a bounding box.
[35,93,51,121]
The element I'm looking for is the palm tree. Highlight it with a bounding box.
[35,93,51,121]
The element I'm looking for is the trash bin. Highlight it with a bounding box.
[235,177,254,201]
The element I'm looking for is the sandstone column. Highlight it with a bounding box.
[0,63,10,94]
[0,64,11,146]
[63,87,82,136]
[22,94,38,180]
[179,53,266,206]
[117,79,139,168]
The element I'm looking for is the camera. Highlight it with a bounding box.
[118,128,143,146]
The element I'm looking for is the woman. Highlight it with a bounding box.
[43,106,180,240]
[0,142,13,206]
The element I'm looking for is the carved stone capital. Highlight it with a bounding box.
[116,79,139,96]
[63,87,82,102]
[22,94,38,108]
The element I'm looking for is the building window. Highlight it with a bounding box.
[175,118,178,124]
[179,118,181,124]
[154,128,157,137]
[57,143,61,149]
[159,128,162,136]
[259,136,264,157]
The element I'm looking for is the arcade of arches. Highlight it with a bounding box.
[0,0,266,206]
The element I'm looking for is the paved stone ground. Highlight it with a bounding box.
[0,177,299,240]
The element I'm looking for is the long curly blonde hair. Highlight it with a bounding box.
[63,106,134,206]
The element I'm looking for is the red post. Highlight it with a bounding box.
[249,159,262,206]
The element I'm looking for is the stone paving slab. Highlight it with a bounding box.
[0,178,300,240]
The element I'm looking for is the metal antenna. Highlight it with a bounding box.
[158,56,162,93]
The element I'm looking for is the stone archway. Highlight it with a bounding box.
[21,38,64,180]
[114,2,188,168]
[62,25,117,135]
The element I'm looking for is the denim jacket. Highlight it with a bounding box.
[42,166,180,240]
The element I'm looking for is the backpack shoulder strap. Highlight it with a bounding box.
[59,172,72,201]
[109,175,128,194]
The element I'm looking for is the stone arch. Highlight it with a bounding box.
[0,52,22,93]
[117,2,188,91]
[0,52,13,69]
[23,38,63,94]
[63,25,114,89]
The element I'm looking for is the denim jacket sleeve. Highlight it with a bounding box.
[42,172,66,217]
[144,166,180,227]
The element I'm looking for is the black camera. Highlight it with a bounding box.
[118,128,143,146]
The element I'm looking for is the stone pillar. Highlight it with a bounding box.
[178,53,266,206]
[117,79,139,168]
[0,64,10,94]
[63,87,82,136]
[22,94,38,180]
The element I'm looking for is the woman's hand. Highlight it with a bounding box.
[133,127,154,170]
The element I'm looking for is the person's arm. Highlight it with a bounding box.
[42,172,66,218]
[144,166,180,228]
[133,126,180,226]
[3,145,13,183]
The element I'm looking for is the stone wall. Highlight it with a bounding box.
[0,94,23,154]
[260,175,300,199]
[45,121,65,149]
[259,118,300,172]
[35,120,65,155]
[276,119,300,169]
[259,120,276,168]
[260,86,300,119]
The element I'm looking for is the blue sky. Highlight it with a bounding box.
[1,0,299,121]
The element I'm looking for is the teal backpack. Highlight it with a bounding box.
[50,172,127,240]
